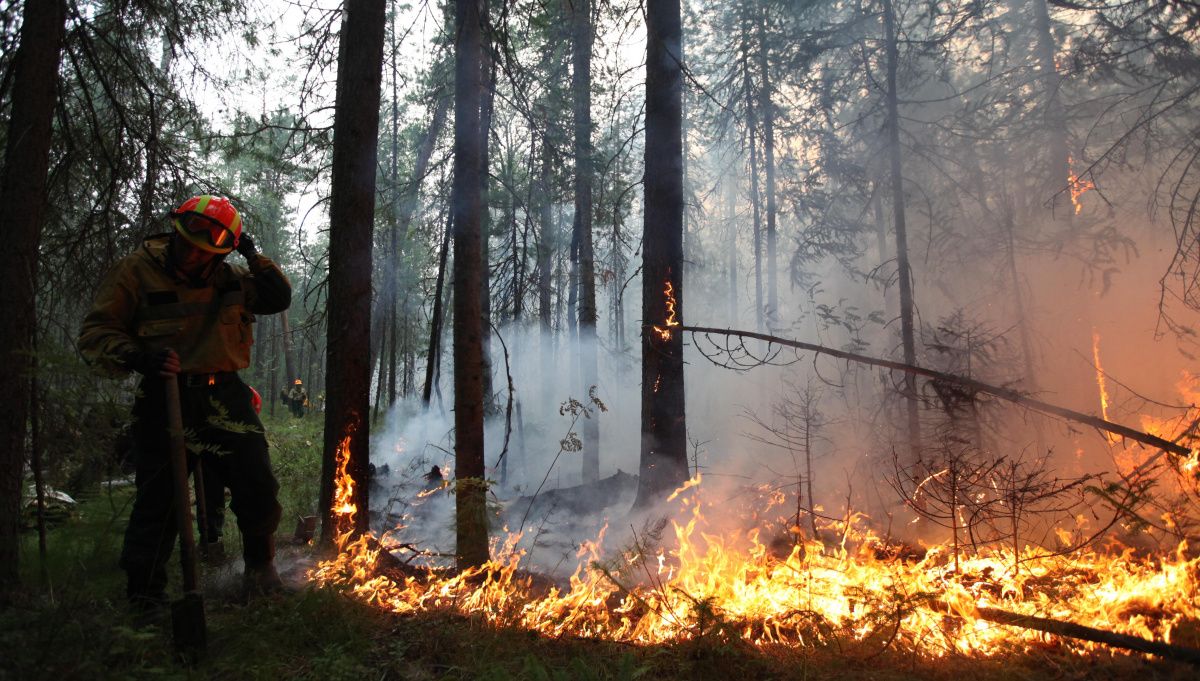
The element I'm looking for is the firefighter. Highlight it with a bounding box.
[79,195,291,608]
[286,378,308,417]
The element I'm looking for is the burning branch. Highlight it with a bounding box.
[684,325,1194,462]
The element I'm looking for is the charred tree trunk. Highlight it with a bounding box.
[452,0,490,569]
[882,0,921,461]
[573,0,600,483]
[0,0,66,588]
[319,0,385,547]
[636,0,688,508]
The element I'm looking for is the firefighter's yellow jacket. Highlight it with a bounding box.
[79,234,291,375]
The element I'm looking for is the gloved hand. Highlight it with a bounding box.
[125,348,181,377]
[235,233,257,260]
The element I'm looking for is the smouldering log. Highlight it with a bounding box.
[683,325,1193,462]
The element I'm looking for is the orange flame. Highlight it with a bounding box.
[1068,156,1094,216]
[331,433,357,544]
[653,280,680,341]
[309,470,1200,658]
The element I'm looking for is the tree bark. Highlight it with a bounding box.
[0,0,66,588]
[573,0,600,483]
[452,0,490,569]
[319,0,385,547]
[882,0,922,462]
[635,0,688,508]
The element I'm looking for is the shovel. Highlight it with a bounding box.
[164,372,206,660]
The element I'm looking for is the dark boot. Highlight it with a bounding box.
[241,534,286,599]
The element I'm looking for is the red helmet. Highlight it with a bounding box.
[171,195,242,254]
[249,386,263,414]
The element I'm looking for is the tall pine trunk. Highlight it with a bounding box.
[0,0,66,587]
[882,0,921,461]
[452,0,490,568]
[1031,0,1070,221]
[573,0,600,483]
[757,10,778,326]
[740,27,764,332]
[479,21,497,414]
[319,0,385,547]
[635,0,688,508]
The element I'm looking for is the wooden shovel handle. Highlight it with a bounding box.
[165,373,199,593]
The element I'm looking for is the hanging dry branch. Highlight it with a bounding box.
[683,325,1193,461]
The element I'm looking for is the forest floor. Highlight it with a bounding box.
[2,414,1196,680]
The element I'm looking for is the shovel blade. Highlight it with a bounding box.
[171,591,207,660]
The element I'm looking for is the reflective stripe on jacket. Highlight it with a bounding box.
[79,234,291,375]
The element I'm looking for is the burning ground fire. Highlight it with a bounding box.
[310,436,1200,661]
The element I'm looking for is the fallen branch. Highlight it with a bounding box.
[682,325,1192,461]
[932,600,1200,665]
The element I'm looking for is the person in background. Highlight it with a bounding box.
[286,378,308,417]
[79,195,291,608]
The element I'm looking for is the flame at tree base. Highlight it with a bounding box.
[310,476,1200,660]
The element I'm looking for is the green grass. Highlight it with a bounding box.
[4,412,1197,680]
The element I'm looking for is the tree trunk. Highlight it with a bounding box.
[882,0,921,462]
[1031,0,1071,220]
[387,8,401,408]
[319,0,385,547]
[740,28,764,332]
[726,169,738,325]
[635,0,688,508]
[479,22,497,414]
[451,0,489,569]
[0,0,66,588]
[757,10,778,326]
[138,39,173,230]
[423,224,451,406]
[280,311,298,384]
[573,0,600,483]
[269,315,279,416]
